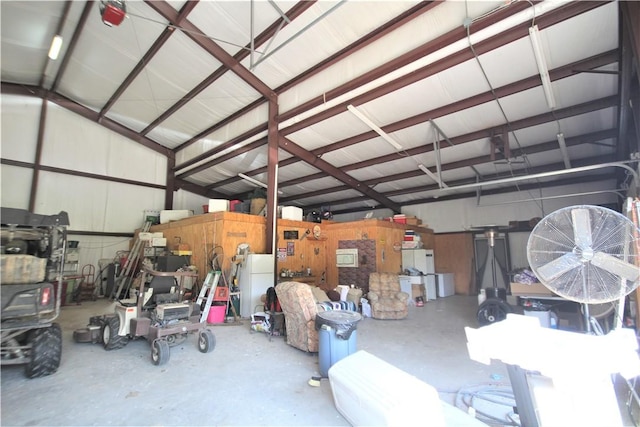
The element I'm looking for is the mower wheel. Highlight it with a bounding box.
[477,298,512,326]
[151,340,170,366]
[102,316,129,350]
[198,329,216,353]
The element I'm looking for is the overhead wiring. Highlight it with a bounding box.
[463,0,546,215]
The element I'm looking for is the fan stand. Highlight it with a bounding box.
[476,228,513,325]
[486,229,499,295]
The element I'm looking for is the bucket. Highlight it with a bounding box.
[207,304,225,324]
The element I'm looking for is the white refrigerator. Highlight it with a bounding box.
[401,249,437,300]
[238,254,275,318]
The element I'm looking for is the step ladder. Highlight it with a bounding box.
[112,220,152,300]
[196,270,222,323]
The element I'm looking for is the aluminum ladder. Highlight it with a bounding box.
[196,270,222,323]
[112,221,152,299]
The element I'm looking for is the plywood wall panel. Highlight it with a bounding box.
[434,232,475,295]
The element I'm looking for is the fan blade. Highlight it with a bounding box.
[536,252,582,283]
[591,252,640,283]
[571,208,592,249]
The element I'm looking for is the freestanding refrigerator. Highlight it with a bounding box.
[238,254,275,318]
[401,249,437,300]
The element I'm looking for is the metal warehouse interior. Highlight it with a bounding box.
[2,1,640,426]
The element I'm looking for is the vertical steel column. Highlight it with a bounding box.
[29,97,48,212]
[266,95,279,255]
[165,156,175,210]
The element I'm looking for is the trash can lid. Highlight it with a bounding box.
[316,310,362,325]
[315,310,362,340]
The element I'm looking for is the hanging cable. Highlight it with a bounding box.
[464,0,546,213]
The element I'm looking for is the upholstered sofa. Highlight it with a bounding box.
[368,272,409,319]
[275,281,359,352]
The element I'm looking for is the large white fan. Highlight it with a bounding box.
[527,205,640,305]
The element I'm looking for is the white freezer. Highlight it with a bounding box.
[238,254,275,318]
[436,273,455,297]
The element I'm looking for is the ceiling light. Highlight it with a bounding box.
[557,132,571,169]
[347,104,403,151]
[48,35,63,60]
[238,173,283,195]
[529,25,555,109]
[418,164,448,188]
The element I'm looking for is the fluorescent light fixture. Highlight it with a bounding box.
[238,173,283,194]
[347,104,403,151]
[418,163,448,188]
[557,132,571,169]
[48,35,63,60]
[529,25,555,109]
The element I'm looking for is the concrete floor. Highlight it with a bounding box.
[1,295,636,426]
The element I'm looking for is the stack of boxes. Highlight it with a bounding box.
[402,230,423,249]
[139,231,167,257]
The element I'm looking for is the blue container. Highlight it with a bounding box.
[315,310,362,377]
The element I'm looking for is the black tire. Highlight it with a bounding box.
[102,316,129,350]
[151,340,170,365]
[477,298,513,326]
[25,323,62,379]
[198,329,216,353]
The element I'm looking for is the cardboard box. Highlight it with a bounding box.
[160,210,193,224]
[281,206,303,221]
[151,237,167,247]
[138,232,153,241]
[411,283,425,299]
[510,282,553,296]
[208,199,229,213]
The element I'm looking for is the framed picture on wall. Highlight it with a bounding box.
[287,241,295,256]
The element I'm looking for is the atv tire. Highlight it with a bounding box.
[25,323,62,379]
[102,316,129,350]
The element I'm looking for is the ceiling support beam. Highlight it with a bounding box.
[278,128,617,204]
[100,1,199,121]
[39,1,72,88]
[208,50,618,187]
[278,137,401,213]
[141,1,313,138]
[1,83,173,159]
[252,0,347,69]
[172,1,437,159]
[275,97,617,199]
[50,1,93,93]
[338,96,618,174]
[331,171,617,216]
[175,126,267,178]
[146,0,274,99]
[275,1,439,95]
[277,0,533,126]
[279,1,603,133]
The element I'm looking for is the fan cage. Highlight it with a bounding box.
[527,205,640,304]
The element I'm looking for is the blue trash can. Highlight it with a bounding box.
[315,310,362,377]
